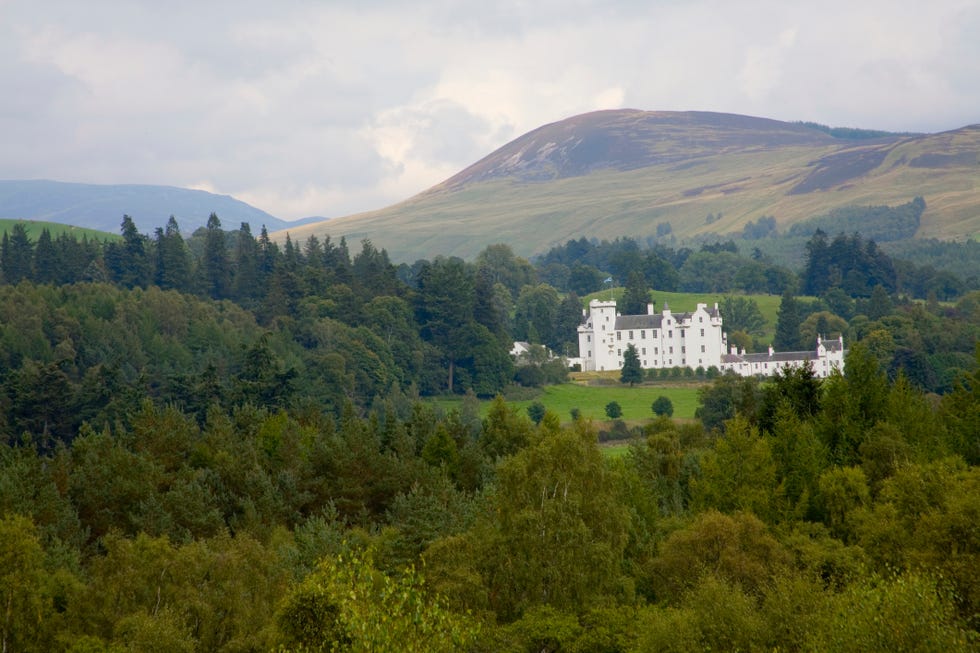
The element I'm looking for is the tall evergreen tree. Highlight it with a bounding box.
[202,212,230,299]
[32,228,58,284]
[257,225,280,283]
[620,344,643,387]
[620,270,651,315]
[104,215,151,288]
[1,224,34,284]
[774,288,803,351]
[415,257,477,392]
[554,293,585,357]
[154,216,190,291]
[233,222,260,305]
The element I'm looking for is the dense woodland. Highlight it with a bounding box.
[1,214,980,651]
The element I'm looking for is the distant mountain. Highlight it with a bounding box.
[280,110,980,262]
[0,180,319,235]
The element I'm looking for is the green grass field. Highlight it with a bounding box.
[434,381,702,423]
[0,219,118,241]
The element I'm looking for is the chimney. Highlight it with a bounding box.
[647,302,654,315]
[768,344,774,357]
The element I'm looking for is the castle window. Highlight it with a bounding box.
[617,332,621,341]
[701,345,705,353]
[655,347,659,354]
[668,330,673,338]
[617,349,621,356]
[669,346,673,354]
[640,330,645,338]
[699,316,703,322]
[587,335,591,342]
[629,330,634,339]
[700,329,705,337]
[642,348,646,355]
[681,346,686,353]
[652,330,657,338]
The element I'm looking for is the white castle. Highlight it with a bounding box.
[576,299,845,378]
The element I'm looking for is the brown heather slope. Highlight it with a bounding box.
[277,110,980,262]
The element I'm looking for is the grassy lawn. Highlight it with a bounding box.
[509,382,701,422]
[433,381,703,423]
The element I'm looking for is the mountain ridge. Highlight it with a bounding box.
[0,179,319,235]
[280,110,980,262]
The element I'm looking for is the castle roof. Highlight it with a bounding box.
[614,314,663,330]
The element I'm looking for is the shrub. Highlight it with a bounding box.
[652,396,675,417]
[605,401,623,419]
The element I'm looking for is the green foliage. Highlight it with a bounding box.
[2,214,980,648]
[651,395,674,417]
[806,571,972,652]
[695,372,760,432]
[619,270,650,315]
[605,400,623,419]
[526,400,546,425]
[275,550,480,652]
[619,344,643,387]
[790,197,925,242]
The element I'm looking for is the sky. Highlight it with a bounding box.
[2,0,979,221]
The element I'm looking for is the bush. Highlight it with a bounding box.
[605,401,623,419]
[527,401,546,424]
[652,396,675,417]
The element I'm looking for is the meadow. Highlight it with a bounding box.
[0,218,117,241]
[434,380,702,423]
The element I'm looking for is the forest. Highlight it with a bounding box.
[1,214,980,651]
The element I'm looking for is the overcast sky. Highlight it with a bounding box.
[2,1,978,220]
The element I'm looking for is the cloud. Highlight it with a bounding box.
[0,0,977,220]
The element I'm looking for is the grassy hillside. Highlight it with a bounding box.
[0,218,118,241]
[277,112,980,262]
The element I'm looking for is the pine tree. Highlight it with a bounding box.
[154,216,190,290]
[105,215,151,288]
[32,228,58,284]
[233,222,260,305]
[202,213,230,299]
[1,224,34,284]
[620,343,643,387]
[774,288,803,350]
[620,270,650,315]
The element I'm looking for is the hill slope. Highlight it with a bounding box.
[0,180,311,235]
[279,110,980,262]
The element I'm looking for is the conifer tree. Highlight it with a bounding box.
[1,224,34,284]
[202,212,230,299]
[621,344,643,387]
[32,228,58,284]
[620,270,651,315]
[774,288,803,350]
[154,216,190,290]
[233,222,260,305]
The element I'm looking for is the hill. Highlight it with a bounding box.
[278,110,980,262]
[0,179,317,235]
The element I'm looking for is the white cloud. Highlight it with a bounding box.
[0,0,977,220]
